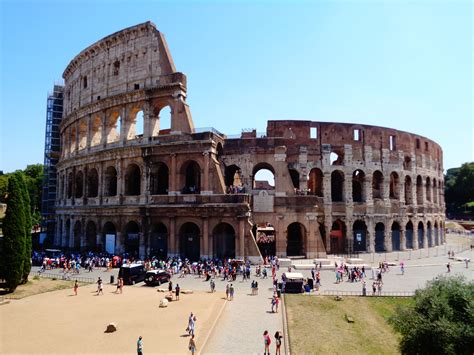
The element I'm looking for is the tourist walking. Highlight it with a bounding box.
[97,277,104,295]
[446,262,451,273]
[175,284,180,301]
[263,330,271,355]
[210,279,215,292]
[137,336,143,355]
[188,334,196,354]
[169,280,173,296]
[187,313,196,336]
[73,280,78,296]
[362,280,367,296]
[229,284,234,300]
[119,277,124,294]
[400,261,405,275]
[274,331,283,355]
[225,284,230,300]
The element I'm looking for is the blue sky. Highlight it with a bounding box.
[1,0,472,173]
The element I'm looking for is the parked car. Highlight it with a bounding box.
[118,264,146,285]
[144,269,171,286]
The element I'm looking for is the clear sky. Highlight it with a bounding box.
[1,0,472,173]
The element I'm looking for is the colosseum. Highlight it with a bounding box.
[55,21,446,261]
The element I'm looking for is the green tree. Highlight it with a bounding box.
[445,162,474,214]
[2,174,26,292]
[0,174,9,203]
[18,173,32,283]
[390,276,474,355]
[21,164,44,216]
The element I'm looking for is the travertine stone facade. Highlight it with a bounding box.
[55,22,445,260]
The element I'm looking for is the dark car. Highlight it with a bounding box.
[118,264,146,285]
[144,269,171,286]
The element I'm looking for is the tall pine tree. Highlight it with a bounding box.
[2,174,26,291]
[18,173,32,283]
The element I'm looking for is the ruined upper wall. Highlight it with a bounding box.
[62,21,177,117]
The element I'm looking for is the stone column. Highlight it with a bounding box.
[239,218,246,259]
[323,172,332,204]
[75,120,80,155]
[96,231,103,251]
[324,221,332,254]
[385,222,392,252]
[117,159,124,196]
[346,220,353,254]
[101,112,107,147]
[345,172,353,204]
[115,232,123,254]
[400,228,406,251]
[86,114,92,151]
[69,218,74,248]
[169,153,178,195]
[276,217,286,257]
[143,101,152,140]
[202,218,209,258]
[399,172,405,205]
[306,216,316,259]
[120,106,128,144]
[365,173,373,203]
[202,151,211,194]
[80,218,87,251]
[139,232,146,259]
[367,219,374,253]
[169,218,176,256]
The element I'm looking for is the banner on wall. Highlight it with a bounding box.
[105,234,116,254]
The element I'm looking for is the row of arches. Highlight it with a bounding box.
[61,160,201,199]
[60,220,237,260]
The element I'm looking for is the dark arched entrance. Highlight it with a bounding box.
[73,221,82,250]
[150,223,168,259]
[353,220,367,252]
[150,163,169,195]
[124,221,140,258]
[287,223,306,257]
[103,222,117,254]
[85,221,97,251]
[418,222,425,248]
[125,164,141,196]
[391,222,401,251]
[65,219,71,248]
[330,220,346,254]
[179,222,200,260]
[434,221,439,245]
[427,221,433,247]
[182,161,201,194]
[213,223,236,259]
[374,223,385,252]
[406,221,414,249]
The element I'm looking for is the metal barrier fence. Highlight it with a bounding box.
[321,290,415,297]
[35,272,95,284]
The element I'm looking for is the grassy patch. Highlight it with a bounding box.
[1,278,85,299]
[285,295,411,355]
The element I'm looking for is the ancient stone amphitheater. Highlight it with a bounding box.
[55,22,445,261]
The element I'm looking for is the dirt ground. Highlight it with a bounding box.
[1,278,85,299]
[0,282,225,354]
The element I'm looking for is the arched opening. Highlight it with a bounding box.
[181,161,201,194]
[426,177,431,202]
[75,171,84,198]
[434,221,439,245]
[106,112,121,144]
[331,170,344,202]
[125,164,141,196]
[73,221,82,250]
[150,163,169,195]
[418,222,425,248]
[253,222,276,258]
[78,119,87,150]
[406,221,414,249]
[391,222,401,251]
[352,170,365,202]
[416,176,423,205]
[224,165,243,191]
[87,168,99,197]
[286,222,306,257]
[330,151,344,165]
[330,220,346,254]
[389,172,400,199]
[375,223,385,252]
[104,166,117,196]
[103,222,117,254]
[213,223,236,259]
[427,221,433,247]
[353,220,367,252]
[289,168,300,190]
[179,222,200,260]
[159,106,172,134]
[216,143,224,161]
[86,221,97,251]
[90,115,102,147]
[135,110,144,137]
[253,163,275,190]
[308,168,323,197]
[124,221,140,258]
[150,223,168,259]
[319,223,327,251]
[405,176,413,205]
[65,219,71,247]
[403,156,412,170]
[67,173,73,198]
[372,171,384,199]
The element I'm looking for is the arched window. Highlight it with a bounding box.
[287,222,306,256]
[67,172,74,198]
[330,220,346,254]
[179,222,200,260]
[150,223,168,259]
[432,178,438,204]
[181,161,201,194]
[330,150,343,165]
[352,170,365,202]
[426,177,431,202]
[124,221,140,257]
[90,115,102,147]
[106,112,121,143]
[85,221,97,251]
[253,163,275,190]
[404,176,413,205]
[372,171,384,199]
[87,168,99,197]
[353,220,367,252]
[159,106,172,134]
[104,166,117,196]
[125,164,141,196]
[78,119,87,150]
[331,170,344,202]
[389,172,400,199]
[375,222,385,252]
[73,221,82,250]
[150,163,169,195]
[405,221,414,249]
[391,222,401,251]
[224,164,243,190]
[308,168,323,197]
[213,223,236,259]
[289,168,300,190]
[418,222,425,248]
[135,110,144,137]
[75,171,84,198]
[416,175,423,205]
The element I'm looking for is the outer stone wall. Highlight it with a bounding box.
[55,22,445,261]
